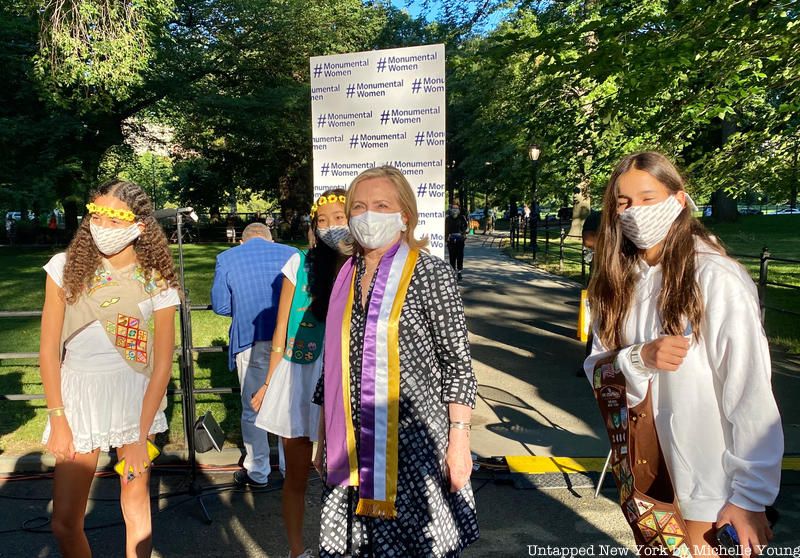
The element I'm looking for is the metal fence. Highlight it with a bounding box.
[0,305,237,407]
[492,223,800,325]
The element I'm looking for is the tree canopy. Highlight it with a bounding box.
[1,0,797,227]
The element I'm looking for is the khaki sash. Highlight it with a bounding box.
[61,261,168,411]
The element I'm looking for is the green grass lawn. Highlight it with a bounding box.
[0,242,301,454]
[505,214,800,353]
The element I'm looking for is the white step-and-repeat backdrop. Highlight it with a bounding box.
[310,44,446,258]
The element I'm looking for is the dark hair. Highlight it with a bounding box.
[588,151,723,348]
[307,188,347,321]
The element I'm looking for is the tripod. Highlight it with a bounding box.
[174,209,213,524]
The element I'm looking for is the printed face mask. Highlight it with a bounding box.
[619,195,684,250]
[90,222,142,256]
[349,211,406,250]
[317,225,352,251]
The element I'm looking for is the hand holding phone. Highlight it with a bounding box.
[716,524,740,550]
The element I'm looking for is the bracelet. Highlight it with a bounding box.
[47,406,65,417]
[271,346,285,353]
[628,343,648,371]
[449,421,471,431]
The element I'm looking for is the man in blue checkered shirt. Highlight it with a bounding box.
[211,222,297,487]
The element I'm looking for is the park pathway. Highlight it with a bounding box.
[460,236,607,460]
[460,235,800,458]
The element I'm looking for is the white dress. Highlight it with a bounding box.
[254,253,323,441]
[41,253,181,453]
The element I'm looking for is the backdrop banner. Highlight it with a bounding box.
[310,44,446,258]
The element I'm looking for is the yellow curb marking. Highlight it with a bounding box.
[505,456,800,474]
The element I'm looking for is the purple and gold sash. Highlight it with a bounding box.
[323,241,418,518]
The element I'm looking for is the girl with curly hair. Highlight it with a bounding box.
[250,188,350,558]
[39,179,180,558]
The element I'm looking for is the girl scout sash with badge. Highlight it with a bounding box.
[61,259,169,411]
[284,251,323,364]
[592,356,695,557]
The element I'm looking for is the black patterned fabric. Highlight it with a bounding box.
[313,251,479,557]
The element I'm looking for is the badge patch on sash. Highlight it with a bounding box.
[107,313,148,364]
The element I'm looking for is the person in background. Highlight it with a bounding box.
[445,201,469,281]
[584,151,782,555]
[576,208,602,376]
[211,222,297,488]
[313,166,479,557]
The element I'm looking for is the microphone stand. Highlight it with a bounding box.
[175,210,213,524]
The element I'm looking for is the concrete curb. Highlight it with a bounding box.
[0,447,245,474]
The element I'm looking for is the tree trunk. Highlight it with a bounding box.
[711,189,738,221]
[569,182,591,237]
[791,140,798,210]
[711,115,739,222]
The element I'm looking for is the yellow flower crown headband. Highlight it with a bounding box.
[86,203,137,223]
[310,193,347,218]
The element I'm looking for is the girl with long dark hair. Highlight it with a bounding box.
[251,188,350,558]
[584,152,782,554]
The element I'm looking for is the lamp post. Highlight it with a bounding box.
[484,161,492,234]
[528,144,541,259]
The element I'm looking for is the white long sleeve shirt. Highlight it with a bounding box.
[584,241,783,521]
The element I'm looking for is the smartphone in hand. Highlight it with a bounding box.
[716,524,740,550]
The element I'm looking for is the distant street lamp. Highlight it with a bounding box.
[528,144,541,258]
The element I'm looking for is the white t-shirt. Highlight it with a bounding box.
[281,252,301,286]
[44,253,180,365]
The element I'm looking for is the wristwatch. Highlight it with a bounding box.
[629,343,647,371]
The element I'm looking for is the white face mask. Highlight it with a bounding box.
[619,195,684,249]
[450,207,460,217]
[90,222,141,256]
[317,225,351,251]
[349,211,406,250]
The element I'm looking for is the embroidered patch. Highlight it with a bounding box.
[638,513,658,532]
[673,543,691,558]
[600,386,622,408]
[617,465,633,503]
[653,510,672,529]
[304,351,314,361]
[601,362,616,379]
[639,523,658,542]
[663,517,683,536]
[623,498,639,523]
[611,412,621,429]
[89,268,115,294]
[634,497,654,515]
[132,267,162,294]
[593,367,602,389]
[307,342,317,351]
[100,297,120,308]
[107,313,148,364]
[662,534,684,551]
[620,407,628,429]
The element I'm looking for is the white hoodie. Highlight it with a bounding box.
[584,240,783,522]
